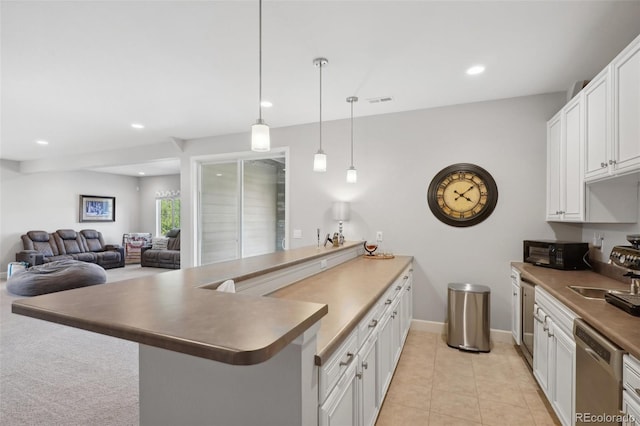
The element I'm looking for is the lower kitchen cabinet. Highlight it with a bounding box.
[533,287,577,426]
[623,354,640,426]
[319,263,413,426]
[320,355,359,426]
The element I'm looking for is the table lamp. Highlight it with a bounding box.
[332,201,350,245]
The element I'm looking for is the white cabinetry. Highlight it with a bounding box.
[533,286,577,426]
[547,96,584,222]
[510,267,521,345]
[623,354,640,426]
[613,35,640,176]
[584,68,611,181]
[319,264,413,426]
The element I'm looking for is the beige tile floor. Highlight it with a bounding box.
[375,330,561,426]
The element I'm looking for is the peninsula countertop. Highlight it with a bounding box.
[11,243,365,366]
[512,262,640,360]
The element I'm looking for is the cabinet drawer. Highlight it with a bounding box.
[319,329,359,404]
[535,286,577,337]
[623,391,640,426]
[358,300,383,347]
[624,355,640,406]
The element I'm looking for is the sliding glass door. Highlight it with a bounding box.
[198,155,286,265]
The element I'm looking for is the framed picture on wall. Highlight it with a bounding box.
[79,195,115,222]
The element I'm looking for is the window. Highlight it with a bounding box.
[157,197,180,236]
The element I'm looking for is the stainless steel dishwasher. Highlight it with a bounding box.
[574,318,625,425]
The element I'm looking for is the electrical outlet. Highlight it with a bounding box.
[376,231,383,242]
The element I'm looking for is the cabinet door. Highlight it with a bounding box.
[623,390,640,426]
[613,37,640,174]
[533,306,551,399]
[391,298,403,368]
[319,356,359,426]
[562,97,584,221]
[547,113,563,220]
[377,312,393,400]
[584,70,611,180]
[359,333,378,426]
[551,324,575,426]
[511,276,521,345]
[400,278,412,342]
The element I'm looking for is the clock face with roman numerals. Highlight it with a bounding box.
[427,163,498,227]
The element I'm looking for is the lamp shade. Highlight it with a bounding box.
[251,121,270,152]
[332,201,351,221]
[313,150,327,172]
[346,167,357,183]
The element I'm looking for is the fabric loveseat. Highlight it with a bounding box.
[140,229,180,269]
[16,229,125,269]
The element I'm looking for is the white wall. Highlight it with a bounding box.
[0,161,141,273]
[137,174,181,236]
[180,92,580,331]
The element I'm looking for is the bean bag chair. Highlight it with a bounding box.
[6,259,107,296]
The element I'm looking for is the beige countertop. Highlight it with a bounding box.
[270,255,413,365]
[512,262,640,359]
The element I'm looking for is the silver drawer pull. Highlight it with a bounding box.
[403,275,409,280]
[635,388,640,397]
[409,268,413,272]
[396,285,402,291]
[362,361,368,370]
[368,319,378,328]
[543,324,549,332]
[407,286,411,291]
[356,372,362,379]
[385,299,392,305]
[339,352,354,366]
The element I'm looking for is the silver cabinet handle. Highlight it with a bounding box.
[609,159,617,165]
[601,162,607,168]
[356,372,362,379]
[635,388,640,397]
[543,323,549,332]
[362,361,368,370]
[407,286,411,291]
[385,299,392,305]
[339,352,354,366]
[510,274,516,279]
[403,275,409,280]
[513,292,518,296]
[409,268,413,272]
[368,319,378,328]
[396,285,402,291]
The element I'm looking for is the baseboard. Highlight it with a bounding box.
[410,319,514,344]
[0,272,6,281]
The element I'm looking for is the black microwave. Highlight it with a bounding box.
[523,240,590,270]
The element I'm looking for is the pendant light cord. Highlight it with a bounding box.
[258,0,263,121]
[350,100,354,167]
[319,62,323,151]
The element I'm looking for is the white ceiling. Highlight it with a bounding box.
[2,1,640,176]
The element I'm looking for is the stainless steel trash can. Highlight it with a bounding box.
[446,283,491,352]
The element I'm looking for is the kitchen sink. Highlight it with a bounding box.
[567,285,630,300]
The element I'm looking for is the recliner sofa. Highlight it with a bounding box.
[140,229,180,269]
[16,229,125,269]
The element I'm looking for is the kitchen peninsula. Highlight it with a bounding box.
[12,242,413,426]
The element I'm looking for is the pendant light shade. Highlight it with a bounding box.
[313,57,328,172]
[346,96,358,183]
[251,119,270,152]
[251,0,270,152]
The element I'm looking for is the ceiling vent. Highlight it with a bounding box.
[368,96,394,104]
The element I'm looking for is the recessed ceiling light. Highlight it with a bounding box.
[131,123,145,129]
[466,65,485,75]
[260,100,273,108]
[36,140,49,145]
[138,171,145,176]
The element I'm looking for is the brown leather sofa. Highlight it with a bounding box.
[16,229,125,269]
[140,229,180,269]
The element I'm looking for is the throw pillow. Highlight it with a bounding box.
[151,238,169,250]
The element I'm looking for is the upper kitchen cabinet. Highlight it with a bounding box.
[612,35,640,176]
[546,97,584,222]
[584,34,640,182]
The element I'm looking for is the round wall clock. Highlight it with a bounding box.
[427,163,498,227]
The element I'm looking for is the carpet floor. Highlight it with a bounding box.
[1,265,165,426]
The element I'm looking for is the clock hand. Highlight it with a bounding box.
[459,186,474,196]
[454,190,472,202]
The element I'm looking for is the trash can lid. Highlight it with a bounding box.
[448,283,491,293]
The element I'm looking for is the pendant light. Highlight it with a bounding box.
[346,96,358,183]
[251,0,270,152]
[313,57,328,172]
